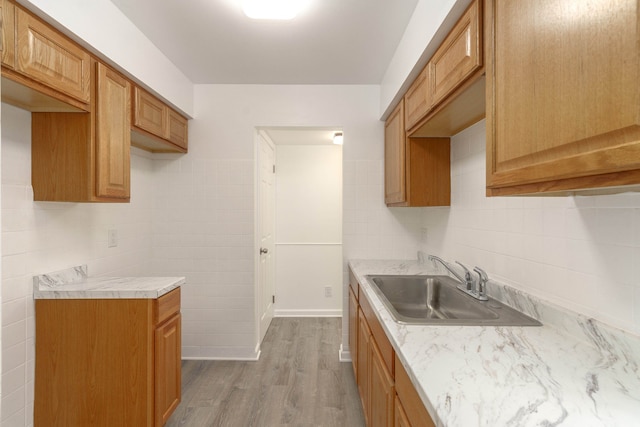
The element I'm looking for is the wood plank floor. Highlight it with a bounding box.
[167,317,365,427]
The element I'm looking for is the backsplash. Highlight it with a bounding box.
[422,119,640,336]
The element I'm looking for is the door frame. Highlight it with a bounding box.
[254,129,277,354]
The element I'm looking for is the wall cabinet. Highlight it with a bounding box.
[35,288,182,427]
[385,100,451,207]
[32,61,131,202]
[403,0,485,138]
[486,0,640,195]
[132,85,189,152]
[349,268,435,427]
[1,0,15,68]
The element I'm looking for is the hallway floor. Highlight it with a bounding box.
[166,317,365,427]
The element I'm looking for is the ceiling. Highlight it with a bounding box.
[108,0,419,84]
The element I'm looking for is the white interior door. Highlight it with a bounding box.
[258,132,276,344]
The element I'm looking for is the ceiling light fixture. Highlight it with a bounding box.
[333,132,343,145]
[242,0,309,20]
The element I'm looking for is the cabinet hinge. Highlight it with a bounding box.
[272,165,276,173]
[272,295,275,304]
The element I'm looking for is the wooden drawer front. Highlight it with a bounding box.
[1,0,16,68]
[404,67,432,130]
[349,267,359,299]
[168,109,188,150]
[155,288,181,325]
[16,8,90,103]
[134,86,167,137]
[395,354,435,427]
[360,291,394,376]
[428,0,481,107]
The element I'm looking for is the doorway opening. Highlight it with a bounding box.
[255,127,343,347]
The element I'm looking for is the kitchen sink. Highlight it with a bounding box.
[366,275,541,326]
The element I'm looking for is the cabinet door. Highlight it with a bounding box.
[134,86,167,137]
[370,340,394,427]
[15,7,90,102]
[404,67,432,131]
[394,396,411,427]
[357,309,371,424]
[385,100,406,204]
[155,313,181,427]
[487,0,640,195]
[1,0,15,68]
[428,0,481,107]
[168,109,188,150]
[349,287,358,377]
[95,62,131,199]
[395,355,435,427]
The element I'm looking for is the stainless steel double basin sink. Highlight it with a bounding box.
[366,275,541,326]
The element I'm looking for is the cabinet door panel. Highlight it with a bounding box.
[155,313,182,427]
[429,0,481,107]
[385,100,406,204]
[487,0,640,194]
[16,8,90,102]
[357,309,371,424]
[394,396,411,427]
[134,86,166,137]
[1,0,16,68]
[168,109,188,150]
[404,67,432,130]
[370,340,394,427]
[96,62,130,199]
[349,287,358,377]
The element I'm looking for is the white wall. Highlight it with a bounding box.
[421,120,640,336]
[0,104,155,426]
[19,0,194,116]
[275,144,342,316]
[155,84,424,360]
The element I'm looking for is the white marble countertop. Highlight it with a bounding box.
[33,265,184,299]
[349,259,640,427]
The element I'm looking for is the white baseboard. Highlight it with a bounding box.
[275,309,342,317]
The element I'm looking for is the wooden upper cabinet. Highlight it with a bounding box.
[404,66,432,131]
[32,61,131,202]
[95,62,131,199]
[385,100,407,204]
[1,0,16,68]
[132,85,189,152]
[486,0,640,195]
[385,100,451,207]
[15,6,90,103]
[429,0,482,108]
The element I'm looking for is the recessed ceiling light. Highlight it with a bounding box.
[242,0,310,20]
[333,132,343,145]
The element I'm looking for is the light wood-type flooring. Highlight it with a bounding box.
[166,317,365,427]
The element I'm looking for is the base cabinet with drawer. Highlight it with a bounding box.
[34,288,182,427]
[349,270,435,427]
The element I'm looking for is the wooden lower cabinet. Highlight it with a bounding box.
[34,288,181,427]
[349,268,436,427]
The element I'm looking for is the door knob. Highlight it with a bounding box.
[260,247,269,255]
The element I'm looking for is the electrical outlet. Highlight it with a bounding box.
[324,286,332,298]
[420,227,428,243]
[108,229,118,248]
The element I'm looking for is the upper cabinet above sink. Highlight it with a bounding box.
[486,0,640,196]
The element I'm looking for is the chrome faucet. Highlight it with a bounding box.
[428,255,474,290]
[428,255,489,301]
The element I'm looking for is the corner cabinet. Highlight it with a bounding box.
[385,100,451,207]
[32,61,131,202]
[35,288,182,427]
[486,0,640,196]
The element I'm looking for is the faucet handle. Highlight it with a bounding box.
[473,267,489,297]
[455,261,473,290]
